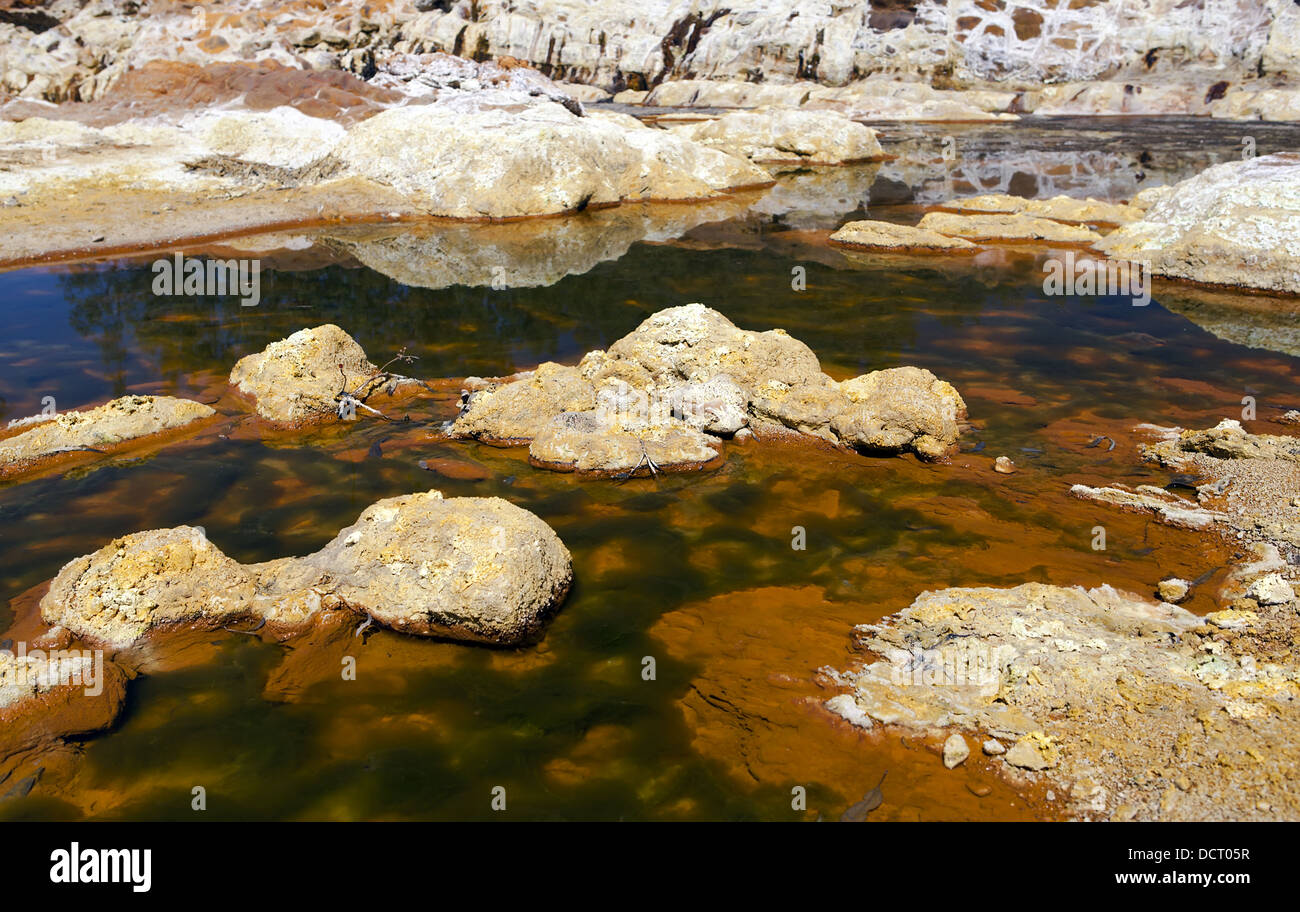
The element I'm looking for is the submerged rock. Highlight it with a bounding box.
[0,395,214,479]
[1097,153,1300,294]
[667,108,884,165]
[1157,578,1192,604]
[0,646,129,760]
[40,491,573,648]
[447,304,967,471]
[829,220,977,253]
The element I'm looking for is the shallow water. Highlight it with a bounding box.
[1,118,1298,821]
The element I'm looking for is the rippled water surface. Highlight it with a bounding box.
[1,119,1298,820]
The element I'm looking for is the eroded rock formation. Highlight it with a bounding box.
[40,490,574,648]
[447,303,968,471]
[1098,152,1300,294]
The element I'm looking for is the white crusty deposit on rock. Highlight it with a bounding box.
[40,491,573,648]
[335,101,771,217]
[448,304,967,471]
[1097,153,1300,294]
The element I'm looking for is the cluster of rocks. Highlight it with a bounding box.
[831,152,1300,299]
[1073,419,1300,548]
[446,303,968,473]
[0,324,407,482]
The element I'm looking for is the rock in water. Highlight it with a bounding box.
[448,304,967,469]
[830,220,978,253]
[229,324,379,424]
[1097,153,1300,294]
[0,395,215,479]
[335,102,770,218]
[292,491,573,644]
[993,456,1016,474]
[668,109,884,164]
[839,770,888,821]
[942,733,970,768]
[40,491,573,648]
[1157,578,1192,604]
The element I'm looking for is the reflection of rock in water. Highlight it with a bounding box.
[876,118,1300,207]
[325,167,885,289]
[1157,285,1300,359]
[323,200,744,290]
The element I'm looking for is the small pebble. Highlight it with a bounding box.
[1157,577,1191,604]
[993,456,1016,474]
[942,733,969,769]
[967,783,992,798]
[982,738,1005,756]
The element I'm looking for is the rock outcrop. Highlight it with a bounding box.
[40,490,574,648]
[335,102,770,217]
[1098,153,1300,294]
[2,1,1295,118]
[0,394,215,479]
[825,580,1300,820]
[666,109,883,165]
[447,304,967,471]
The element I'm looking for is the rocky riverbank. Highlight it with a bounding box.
[827,419,1300,820]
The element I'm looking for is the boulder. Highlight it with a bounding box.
[334,101,770,218]
[39,491,573,648]
[288,491,573,645]
[833,367,967,460]
[229,324,392,424]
